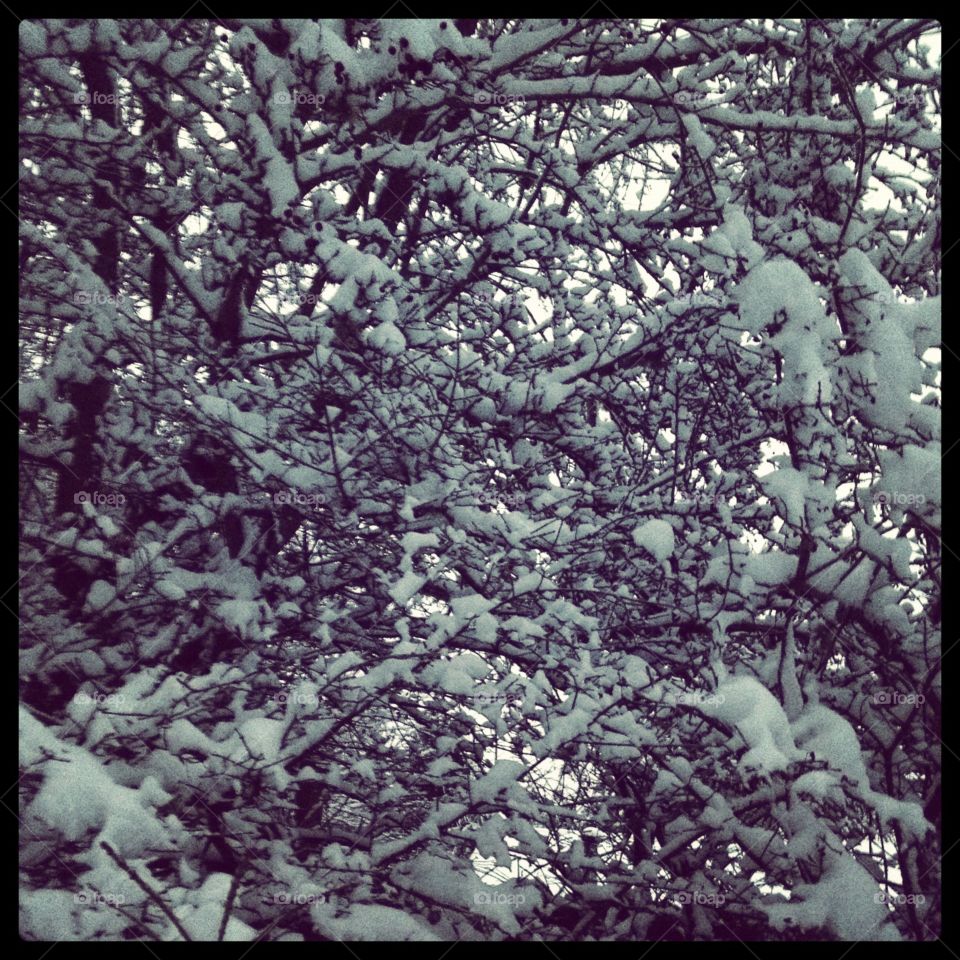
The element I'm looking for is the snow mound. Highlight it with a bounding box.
[699,676,800,774]
[632,519,675,562]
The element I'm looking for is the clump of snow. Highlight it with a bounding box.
[838,249,923,433]
[538,377,577,413]
[744,549,797,586]
[392,850,541,938]
[367,319,406,355]
[698,675,800,774]
[155,872,258,940]
[423,653,489,695]
[20,20,47,56]
[681,114,717,159]
[702,203,764,275]
[875,442,940,530]
[22,708,177,858]
[764,845,902,940]
[901,294,941,353]
[216,599,262,640]
[760,467,827,527]
[854,87,877,122]
[632,519,675,562]
[389,570,426,605]
[734,259,834,405]
[791,702,932,840]
[19,890,82,940]
[311,902,441,941]
[85,579,116,611]
[247,114,299,218]
[792,704,868,783]
[234,717,284,763]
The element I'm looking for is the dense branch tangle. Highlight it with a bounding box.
[19,19,939,942]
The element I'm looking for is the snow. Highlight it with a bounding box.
[389,570,426,605]
[631,518,675,562]
[22,708,177,858]
[513,571,551,594]
[400,531,440,555]
[698,676,800,774]
[855,87,877,122]
[733,258,834,404]
[368,319,406,355]
[393,850,541,937]
[19,18,941,944]
[167,902,256,941]
[718,204,761,266]
[19,20,47,57]
[791,770,840,801]
[312,902,441,941]
[19,890,83,940]
[155,579,187,601]
[216,599,262,639]
[710,201,763,273]
[838,249,923,433]
[539,377,577,413]
[85,578,116,611]
[744,550,797,586]
[247,114,299,217]
[760,468,808,526]
[791,702,932,840]
[876,442,940,529]
[235,717,284,762]
[764,845,902,940]
[902,294,941,353]
[792,704,867,783]
[451,594,497,620]
[681,113,717,159]
[488,21,569,71]
[423,653,489,695]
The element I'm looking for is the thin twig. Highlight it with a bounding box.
[99,841,193,942]
[217,871,242,941]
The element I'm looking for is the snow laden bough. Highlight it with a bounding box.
[695,674,931,837]
[684,672,932,940]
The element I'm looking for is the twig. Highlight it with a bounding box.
[99,841,193,942]
[217,871,242,941]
